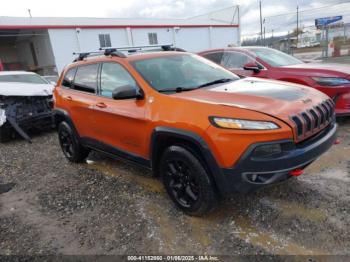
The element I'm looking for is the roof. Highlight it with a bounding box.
[0,16,239,29]
[0,71,36,75]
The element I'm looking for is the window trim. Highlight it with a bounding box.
[97,61,143,100]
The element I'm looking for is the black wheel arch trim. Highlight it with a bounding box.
[150,126,228,194]
[53,109,80,138]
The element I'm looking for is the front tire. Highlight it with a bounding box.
[58,122,89,163]
[160,145,219,216]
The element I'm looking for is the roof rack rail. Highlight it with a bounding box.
[72,48,126,62]
[100,44,186,53]
[72,51,101,62]
[73,44,186,62]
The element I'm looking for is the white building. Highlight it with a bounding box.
[0,6,240,75]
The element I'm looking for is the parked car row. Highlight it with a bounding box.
[0,45,348,215]
[199,47,350,116]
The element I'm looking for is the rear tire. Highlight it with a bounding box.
[160,145,219,216]
[0,125,11,143]
[58,122,90,163]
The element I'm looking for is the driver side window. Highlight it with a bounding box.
[221,52,255,69]
[100,63,137,98]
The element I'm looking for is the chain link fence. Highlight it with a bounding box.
[241,1,350,60]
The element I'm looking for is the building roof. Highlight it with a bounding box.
[0,16,239,29]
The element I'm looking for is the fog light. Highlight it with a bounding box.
[253,144,282,157]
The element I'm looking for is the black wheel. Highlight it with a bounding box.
[58,122,89,163]
[0,125,11,143]
[160,145,219,216]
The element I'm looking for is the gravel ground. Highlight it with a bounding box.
[0,118,349,256]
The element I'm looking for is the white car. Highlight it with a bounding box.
[0,71,55,142]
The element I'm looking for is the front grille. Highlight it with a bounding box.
[291,99,335,142]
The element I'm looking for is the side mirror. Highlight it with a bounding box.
[243,62,261,73]
[112,85,144,100]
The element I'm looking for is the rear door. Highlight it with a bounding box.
[92,62,148,158]
[61,63,100,139]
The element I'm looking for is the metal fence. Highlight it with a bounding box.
[241,1,350,60]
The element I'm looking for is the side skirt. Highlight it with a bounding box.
[80,137,151,170]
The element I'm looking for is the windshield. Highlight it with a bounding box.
[249,48,303,67]
[132,54,239,93]
[0,74,49,84]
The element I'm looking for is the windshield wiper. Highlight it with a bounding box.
[198,78,235,88]
[158,87,199,93]
[158,78,236,93]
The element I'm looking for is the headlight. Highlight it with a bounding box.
[312,77,350,86]
[210,117,279,130]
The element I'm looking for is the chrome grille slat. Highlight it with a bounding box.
[301,113,312,132]
[291,100,334,142]
[309,109,319,129]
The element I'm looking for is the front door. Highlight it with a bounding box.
[221,51,267,78]
[91,62,148,158]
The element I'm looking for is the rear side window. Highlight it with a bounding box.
[62,67,77,88]
[100,63,137,98]
[203,52,223,64]
[73,64,99,93]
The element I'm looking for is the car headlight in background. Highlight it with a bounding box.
[210,117,279,130]
[312,77,350,86]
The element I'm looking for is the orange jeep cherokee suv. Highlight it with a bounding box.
[54,45,337,216]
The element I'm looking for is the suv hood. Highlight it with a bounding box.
[281,62,350,76]
[175,77,329,123]
[0,82,54,96]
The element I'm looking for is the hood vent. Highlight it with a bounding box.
[291,99,335,142]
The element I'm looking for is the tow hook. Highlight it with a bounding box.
[334,138,340,145]
[290,169,304,177]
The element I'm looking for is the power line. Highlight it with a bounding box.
[259,1,350,19]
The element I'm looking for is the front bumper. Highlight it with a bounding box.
[316,85,350,115]
[335,92,350,116]
[218,122,337,194]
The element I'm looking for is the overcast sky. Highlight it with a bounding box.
[1,0,350,36]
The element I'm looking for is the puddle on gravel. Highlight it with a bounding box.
[233,217,325,255]
[85,159,165,193]
[260,198,327,222]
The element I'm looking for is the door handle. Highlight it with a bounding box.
[96,102,107,108]
[65,96,73,101]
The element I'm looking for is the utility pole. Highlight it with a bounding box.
[264,26,266,46]
[271,29,274,47]
[259,0,263,46]
[296,5,299,47]
[28,9,32,18]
